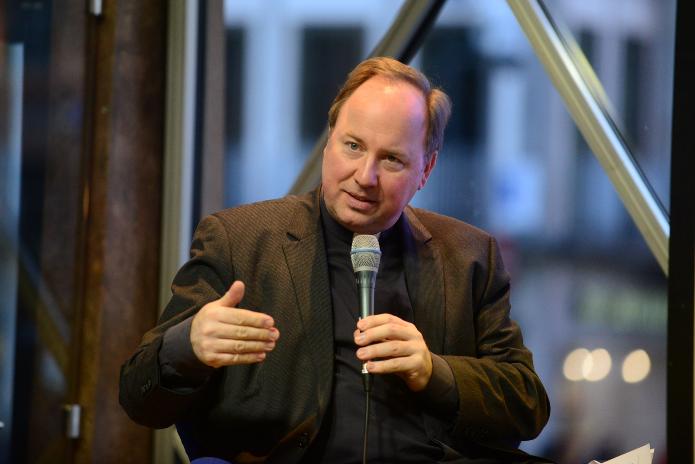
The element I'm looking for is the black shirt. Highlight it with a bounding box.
[302,199,447,463]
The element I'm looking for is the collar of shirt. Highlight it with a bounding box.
[318,194,401,253]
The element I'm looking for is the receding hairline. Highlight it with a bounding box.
[328,57,452,157]
[336,75,428,118]
[331,76,429,149]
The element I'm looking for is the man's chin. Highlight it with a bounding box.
[336,213,380,234]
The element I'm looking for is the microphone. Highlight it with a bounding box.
[351,234,381,319]
[351,234,381,391]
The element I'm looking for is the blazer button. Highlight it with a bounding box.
[298,432,309,448]
[140,379,152,395]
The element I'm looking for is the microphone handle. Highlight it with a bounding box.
[356,270,376,392]
[356,270,376,319]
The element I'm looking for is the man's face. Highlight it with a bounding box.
[322,76,437,234]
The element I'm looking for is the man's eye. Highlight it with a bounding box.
[382,155,405,171]
[347,142,360,151]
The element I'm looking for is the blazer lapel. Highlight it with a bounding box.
[281,191,334,401]
[402,207,446,354]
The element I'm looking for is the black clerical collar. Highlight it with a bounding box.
[319,195,401,247]
[319,197,353,246]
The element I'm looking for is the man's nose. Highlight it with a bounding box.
[354,156,378,188]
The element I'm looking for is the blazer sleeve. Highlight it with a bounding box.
[119,214,234,428]
[441,236,550,447]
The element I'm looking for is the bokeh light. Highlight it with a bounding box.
[584,348,612,382]
[622,349,651,383]
[563,348,591,381]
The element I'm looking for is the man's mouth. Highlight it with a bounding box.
[345,191,377,210]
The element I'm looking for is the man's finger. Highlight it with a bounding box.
[215,307,276,329]
[364,354,433,392]
[357,313,411,331]
[355,322,413,345]
[356,340,410,361]
[212,338,276,355]
[208,351,268,367]
[211,324,279,342]
[219,280,245,308]
[363,356,412,374]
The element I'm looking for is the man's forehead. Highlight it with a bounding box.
[381,80,407,95]
[356,75,424,100]
[335,81,427,156]
[343,78,425,121]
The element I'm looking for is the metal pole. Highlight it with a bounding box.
[667,0,695,460]
[507,0,670,275]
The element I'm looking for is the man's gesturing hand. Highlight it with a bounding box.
[354,314,433,392]
[190,281,279,368]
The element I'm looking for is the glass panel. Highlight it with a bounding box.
[411,1,667,462]
[223,0,403,207]
[418,25,488,222]
[543,0,675,211]
[300,26,364,142]
[0,1,86,462]
[214,0,670,462]
[224,26,244,207]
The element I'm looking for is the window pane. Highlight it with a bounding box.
[544,0,675,211]
[224,27,244,206]
[223,0,402,206]
[1,0,87,461]
[217,1,670,462]
[300,26,363,142]
[421,27,486,147]
[412,2,667,462]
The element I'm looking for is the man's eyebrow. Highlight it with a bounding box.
[344,132,409,158]
[344,132,366,145]
[378,146,408,159]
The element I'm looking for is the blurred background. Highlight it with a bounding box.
[0,0,687,463]
[221,1,673,462]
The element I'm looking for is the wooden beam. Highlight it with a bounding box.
[75,1,167,462]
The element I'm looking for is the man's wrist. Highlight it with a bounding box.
[417,353,458,418]
[160,318,215,388]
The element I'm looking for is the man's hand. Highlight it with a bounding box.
[190,281,279,368]
[354,314,433,392]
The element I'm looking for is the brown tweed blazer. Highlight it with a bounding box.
[119,189,549,462]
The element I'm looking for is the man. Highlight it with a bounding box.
[120,57,550,463]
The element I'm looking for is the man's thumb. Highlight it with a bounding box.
[219,280,245,307]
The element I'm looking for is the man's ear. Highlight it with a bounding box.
[323,128,332,156]
[419,151,438,190]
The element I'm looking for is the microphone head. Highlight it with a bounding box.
[351,234,381,273]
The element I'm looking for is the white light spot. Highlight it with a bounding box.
[584,348,612,382]
[622,349,651,383]
[563,348,590,381]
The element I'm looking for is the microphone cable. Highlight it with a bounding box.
[362,370,372,464]
[351,234,380,464]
